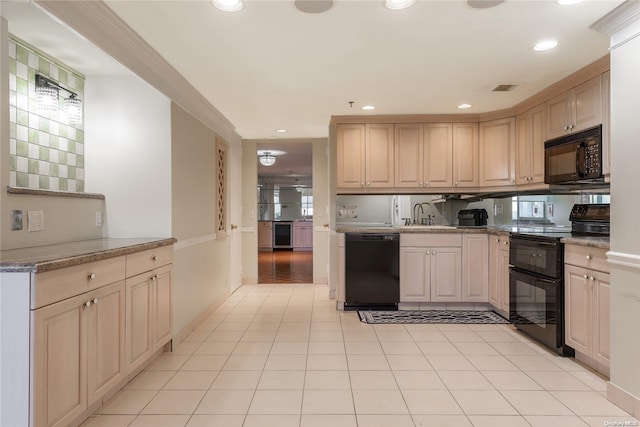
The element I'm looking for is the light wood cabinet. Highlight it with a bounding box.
[452,123,479,188]
[258,221,273,249]
[336,123,394,190]
[293,222,313,250]
[462,234,489,302]
[516,104,546,185]
[479,118,516,187]
[489,235,510,316]
[399,234,462,303]
[394,123,423,188]
[126,263,173,374]
[424,123,453,187]
[32,280,125,427]
[564,244,610,374]
[547,75,603,140]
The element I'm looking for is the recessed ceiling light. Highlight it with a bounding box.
[466,0,505,9]
[213,0,243,12]
[533,40,558,52]
[556,0,583,5]
[457,104,472,109]
[275,129,287,133]
[295,0,334,14]
[384,0,416,10]
[362,105,376,111]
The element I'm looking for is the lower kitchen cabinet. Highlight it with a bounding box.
[462,234,489,302]
[399,234,462,303]
[293,222,313,250]
[32,280,125,427]
[564,244,610,375]
[258,221,273,249]
[126,264,173,374]
[489,234,510,316]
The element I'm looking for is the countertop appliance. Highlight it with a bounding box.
[457,209,488,227]
[509,203,610,355]
[344,233,400,311]
[273,221,293,249]
[544,125,604,185]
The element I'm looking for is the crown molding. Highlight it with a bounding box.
[591,0,640,37]
[34,0,239,143]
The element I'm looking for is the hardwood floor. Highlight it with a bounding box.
[258,250,313,284]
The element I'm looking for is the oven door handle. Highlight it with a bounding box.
[536,277,558,284]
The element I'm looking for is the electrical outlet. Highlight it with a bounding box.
[95,211,103,227]
[494,205,503,216]
[28,210,44,232]
[11,210,23,230]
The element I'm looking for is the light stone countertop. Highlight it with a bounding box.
[561,235,610,250]
[0,237,177,273]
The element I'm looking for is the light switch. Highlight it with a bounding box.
[11,210,23,230]
[95,211,103,227]
[28,210,44,232]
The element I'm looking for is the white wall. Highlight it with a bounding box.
[84,75,172,238]
[241,139,258,284]
[313,138,329,285]
[608,16,640,412]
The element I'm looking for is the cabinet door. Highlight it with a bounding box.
[547,91,572,140]
[258,224,273,248]
[365,124,395,188]
[303,226,313,247]
[529,104,547,184]
[336,124,366,189]
[489,237,501,308]
[400,247,430,302]
[430,248,462,302]
[462,234,489,302]
[573,75,602,133]
[515,112,532,185]
[452,123,479,187]
[33,293,87,427]
[395,124,423,187]
[424,123,453,187]
[293,226,305,248]
[152,265,173,352]
[593,271,610,367]
[479,118,516,187]
[87,281,126,406]
[498,245,510,314]
[125,273,152,374]
[564,264,591,355]
[602,71,611,177]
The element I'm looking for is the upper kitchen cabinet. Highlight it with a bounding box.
[479,118,516,187]
[336,123,394,192]
[547,75,603,140]
[516,104,546,185]
[394,123,453,188]
[452,123,479,188]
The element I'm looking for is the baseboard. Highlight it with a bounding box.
[172,290,231,348]
[314,276,328,285]
[242,277,258,285]
[607,381,640,417]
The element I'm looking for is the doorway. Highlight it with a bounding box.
[257,141,313,284]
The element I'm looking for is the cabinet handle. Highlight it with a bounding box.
[152,256,158,261]
[92,298,98,305]
[150,275,156,281]
[583,274,589,279]
[432,250,436,255]
[88,273,96,280]
[425,181,429,185]
[590,276,595,281]
[503,241,509,245]
[586,255,592,260]
[367,182,371,187]
[454,181,458,186]
[83,301,92,309]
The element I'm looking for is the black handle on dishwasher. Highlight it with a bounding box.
[346,233,399,242]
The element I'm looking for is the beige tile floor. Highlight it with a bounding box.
[81,284,639,427]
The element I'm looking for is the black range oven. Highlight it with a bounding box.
[509,233,574,356]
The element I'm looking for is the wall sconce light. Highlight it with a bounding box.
[259,152,277,167]
[35,74,83,125]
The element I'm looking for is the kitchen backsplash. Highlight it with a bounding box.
[8,37,85,192]
[336,192,610,227]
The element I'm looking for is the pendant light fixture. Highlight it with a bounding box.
[259,152,277,167]
[35,74,83,125]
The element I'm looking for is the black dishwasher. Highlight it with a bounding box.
[345,233,400,311]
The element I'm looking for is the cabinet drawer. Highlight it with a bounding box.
[126,245,174,278]
[33,256,126,309]
[401,233,462,247]
[259,221,273,229]
[565,244,608,272]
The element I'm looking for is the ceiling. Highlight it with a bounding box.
[257,141,313,187]
[2,0,621,142]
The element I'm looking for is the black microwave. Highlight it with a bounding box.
[544,125,604,185]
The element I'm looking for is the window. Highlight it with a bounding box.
[301,191,313,218]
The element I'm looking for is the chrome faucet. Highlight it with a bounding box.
[413,203,424,225]
[420,202,436,225]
